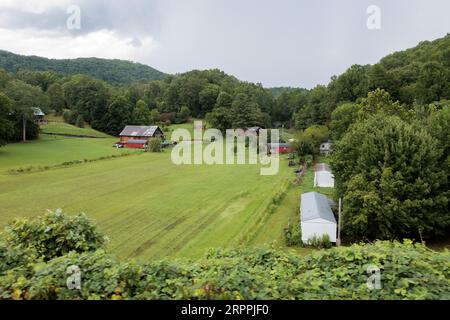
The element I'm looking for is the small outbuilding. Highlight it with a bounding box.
[314,163,335,188]
[32,107,47,125]
[320,141,333,155]
[300,192,337,244]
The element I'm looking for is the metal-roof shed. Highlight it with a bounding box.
[300,192,337,243]
[314,163,335,188]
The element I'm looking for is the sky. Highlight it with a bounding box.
[0,0,449,88]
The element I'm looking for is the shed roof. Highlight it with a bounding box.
[300,192,336,223]
[32,107,45,116]
[119,126,160,137]
[315,171,335,188]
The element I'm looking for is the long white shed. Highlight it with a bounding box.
[300,192,337,243]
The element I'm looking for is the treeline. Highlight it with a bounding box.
[1,211,449,300]
[0,50,166,85]
[0,68,279,142]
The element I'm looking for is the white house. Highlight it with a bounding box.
[320,141,333,155]
[300,192,337,243]
[314,163,335,188]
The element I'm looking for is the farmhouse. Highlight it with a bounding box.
[32,107,47,125]
[119,125,164,148]
[320,140,333,155]
[300,192,337,244]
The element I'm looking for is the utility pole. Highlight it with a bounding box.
[337,198,342,246]
[22,114,27,142]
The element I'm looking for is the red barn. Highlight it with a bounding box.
[268,143,294,154]
[118,126,164,149]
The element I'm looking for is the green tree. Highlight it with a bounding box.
[46,83,65,115]
[199,84,220,115]
[103,95,133,136]
[149,138,162,152]
[176,106,191,124]
[231,93,264,128]
[75,115,85,128]
[205,107,233,132]
[4,80,49,141]
[329,103,360,141]
[0,93,13,146]
[416,62,450,104]
[331,115,448,240]
[134,99,152,125]
[358,89,407,120]
[215,91,233,109]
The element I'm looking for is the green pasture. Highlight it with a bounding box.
[0,135,295,260]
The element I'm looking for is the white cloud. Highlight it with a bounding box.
[0,0,72,14]
[0,28,159,62]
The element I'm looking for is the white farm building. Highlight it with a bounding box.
[300,192,337,244]
[314,163,335,188]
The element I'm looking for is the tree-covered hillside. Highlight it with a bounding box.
[0,50,166,85]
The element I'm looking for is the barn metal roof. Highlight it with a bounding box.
[119,126,160,137]
[300,192,336,223]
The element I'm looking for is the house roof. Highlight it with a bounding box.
[315,171,335,188]
[119,126,161,137]
[32,107,45,116]
[300,192,336,223]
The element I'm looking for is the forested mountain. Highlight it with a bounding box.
[0,50,166,85]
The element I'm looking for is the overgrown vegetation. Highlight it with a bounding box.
[0,212,448,300]
[331,90,450,240]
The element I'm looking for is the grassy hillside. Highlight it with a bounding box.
[0,50,166,85]
[0,135,135,172]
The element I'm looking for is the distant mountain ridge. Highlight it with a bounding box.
[0,50,166,85]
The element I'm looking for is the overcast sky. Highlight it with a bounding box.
[0,0,449,88]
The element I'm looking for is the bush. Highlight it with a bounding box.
[284,222,303,247]
[149,138,162,152]
[62,110,73,123]
[307,234,332,249]
[0,209,107,262]
[0,212,449,300]
[75,115,85,128]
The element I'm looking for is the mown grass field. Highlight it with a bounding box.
[0,130,297,260]
[0,135,136,172]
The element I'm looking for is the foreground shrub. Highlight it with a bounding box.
[0,209,107,262]
[0,213,448,300]
[307,234,332,249]
[149,138,162,152]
